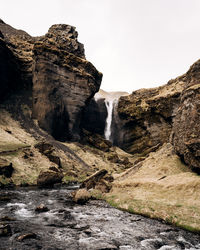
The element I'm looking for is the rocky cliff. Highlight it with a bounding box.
[0,19,102,141]
[32,25,102,141]
[115,77,185,155]
[172,59,200,171]
[108,60,200,172]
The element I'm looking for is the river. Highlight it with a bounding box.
[0,186,200,250]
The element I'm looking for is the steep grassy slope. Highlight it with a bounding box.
[0,107,132,186]
[106,143,200,232]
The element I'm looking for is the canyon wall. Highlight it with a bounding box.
[1,18,200,171]
[32,24,102,141]
[83,60,200,172]
[0,19,102,141]
[172,60,200,170]
[109,60,200,170]
[115,78,185,155]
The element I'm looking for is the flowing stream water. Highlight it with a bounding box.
[0,187,200,250]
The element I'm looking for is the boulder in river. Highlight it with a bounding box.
[72,188,91,204]
[37,170,63,187]
[0,224,12,237]
[17,233,37,241]
[35,204,49,213]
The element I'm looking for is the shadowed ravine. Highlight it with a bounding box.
[0,187,200,250]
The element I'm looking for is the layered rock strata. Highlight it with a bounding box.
[113,60,200,171]
[81,97,107,136]
[0,19,34,89]
[112,77,185,155]
[0,20,102,141]
[172,59,200,170]
[32,24,102,141]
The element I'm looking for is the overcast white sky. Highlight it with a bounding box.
[1,0,200,93]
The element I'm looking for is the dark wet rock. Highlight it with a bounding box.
[0,30,4,38]
[172,59,200,170]
[20,182,29,187]
[115,82,183,155]
[0,158,13,178]
[0,38,21,102]
[32,24,102,141]
[72,188,91,204]
[0,19,33,90]
[80,169,108,190]
[0,224,12,236]
[82,130,112,152]
[17,232,37,241]
[35,204,49,213]
[37,170,63,187]
[81,97,107,136]
[0,216,15,221]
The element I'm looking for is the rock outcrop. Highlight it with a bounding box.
[82,97,107,136]
[32,24,102,141]
[37,170,64,187]
[0,19,34,89]
[0,19,102,142]
[114,75,186,155]
[172,60,200,170]
[0,38,21,101]
[72,188,91,204]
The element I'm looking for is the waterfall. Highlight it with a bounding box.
[104,99,118,141]
[93,89,129,142]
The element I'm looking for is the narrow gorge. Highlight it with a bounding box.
[0,19,200,249]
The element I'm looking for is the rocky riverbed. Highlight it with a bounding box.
[0,187,200,250]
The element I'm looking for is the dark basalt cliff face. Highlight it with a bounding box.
[0,19,34,89]
[32,24,102,141]
[172,60,200,170]
[111,60,200,170]
[115,78,185,155]
[0,38,21,101]
[0,20,102,141]
[81,97,107,136]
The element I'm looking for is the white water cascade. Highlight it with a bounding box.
[104,99,114,141]
[104,98,119,141]
[94,89,129,142]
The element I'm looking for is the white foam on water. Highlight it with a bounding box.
[47,199,54,204]
[6,202,34,218]
[15,207,34,218]
[158,246,176,250]
[141,238,163,248]
[7,202,25,208]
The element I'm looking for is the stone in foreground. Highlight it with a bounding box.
[37,171,63,187]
